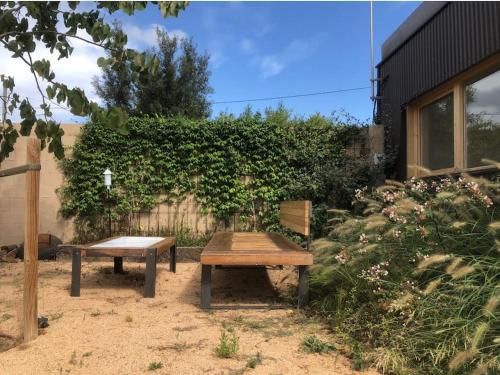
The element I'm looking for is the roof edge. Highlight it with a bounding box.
[380,2,448,63]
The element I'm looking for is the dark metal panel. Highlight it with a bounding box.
[377,2,500,180]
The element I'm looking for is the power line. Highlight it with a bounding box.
[211,86,371,105]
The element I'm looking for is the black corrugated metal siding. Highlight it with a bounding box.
[377,2,500,180]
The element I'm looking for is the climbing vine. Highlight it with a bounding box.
[60,113,377,239]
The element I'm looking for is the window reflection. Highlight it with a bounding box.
[465,69,500,168]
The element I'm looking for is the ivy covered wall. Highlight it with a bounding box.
[60,113,378,241]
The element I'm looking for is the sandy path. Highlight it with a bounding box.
[0,260,378,375]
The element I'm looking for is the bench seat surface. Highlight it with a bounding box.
[201,232,313,266]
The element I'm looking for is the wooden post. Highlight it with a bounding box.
[23,138,41,343]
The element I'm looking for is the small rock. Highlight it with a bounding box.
[38,316,49,329]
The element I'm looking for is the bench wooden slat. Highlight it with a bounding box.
[279,200,311,235]
[201,232,313,266]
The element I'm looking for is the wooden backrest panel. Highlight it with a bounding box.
[38,233,51,247]
[279,201,312,236]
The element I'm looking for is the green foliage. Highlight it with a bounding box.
[311,174,500,374]
[94,27,213,119]
[246,352,263,369]
[92,22,135,112]
[147,361,163,371]
[135,29,213,118]
[0,1,188,162]
[300,335,336,354]
[215,328,239,358]
[60,109,376,241]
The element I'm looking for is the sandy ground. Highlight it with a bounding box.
[0,259,379,375]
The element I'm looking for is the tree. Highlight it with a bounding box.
[92,22,135,112]
[0,1,188,162]
[134,29,213,118]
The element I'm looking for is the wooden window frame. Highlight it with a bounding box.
[407,52,500,178]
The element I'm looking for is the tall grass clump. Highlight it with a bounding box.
[311,173,499,374]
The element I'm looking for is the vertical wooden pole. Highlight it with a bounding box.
[23,138,41,343]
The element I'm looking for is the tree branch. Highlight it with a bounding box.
[0,30,118,53]
[27,52,50,123]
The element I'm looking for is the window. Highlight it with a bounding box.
[420,94,454,170]
[407,54,500,177]
[465,69,500,168]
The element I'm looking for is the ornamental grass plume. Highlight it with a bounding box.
[489,221,500,231]
[445,257,463,274]
[449,349,479,370]
[416,254,451,271]
[451,221,467,229]
[450,265,476,280]
[363,215,386,230]
[483,295,499,317]
[423,279,442,295]
[312,238,336,250]
[311,173,499,375]
[471,322,489,350]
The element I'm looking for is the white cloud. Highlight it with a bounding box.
[210,50,227,69]
[240,38,256,55]
[260,56,284,78]
[0,30,105,123]
[257,35,324,79]
[123,23,188,49]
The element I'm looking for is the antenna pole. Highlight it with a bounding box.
[370,1,375,102]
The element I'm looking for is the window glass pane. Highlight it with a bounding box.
[420,93,454,170]
[465,69,500,168]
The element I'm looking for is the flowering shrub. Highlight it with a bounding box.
[311,173,499,374]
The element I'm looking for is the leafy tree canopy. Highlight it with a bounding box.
[94,26,213,119]
[0,1,188,162]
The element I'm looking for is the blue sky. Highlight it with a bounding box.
[1,1,421,123]
[115,1,420,121]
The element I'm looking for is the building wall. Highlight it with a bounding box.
[377,2,500,179]
[0,124,81,245]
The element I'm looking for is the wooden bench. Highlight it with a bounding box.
[200,201,313,309]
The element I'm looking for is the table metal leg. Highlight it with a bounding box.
[71,249,81,297]
[114,257,123,273]
[298,265,309,308]
[144,248,157,298]
[169,244,176,273]
[201,265,212,309]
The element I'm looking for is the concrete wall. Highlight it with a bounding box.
[0,124,81,245]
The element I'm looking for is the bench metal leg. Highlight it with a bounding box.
[169,244,176,273]
[144,248,157,298]
[114,257,123,273]
[71,249,81,297]
[201,265,212,309]
[298,265,309,308]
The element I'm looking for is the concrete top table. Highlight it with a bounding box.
[70,236,176,298]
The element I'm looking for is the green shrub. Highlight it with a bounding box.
[311,174,499,374]
[215,328,239,358]
[148,361,163,371]
[60,111,378,242]
[246,352,263,369]
[300,335,336,354]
